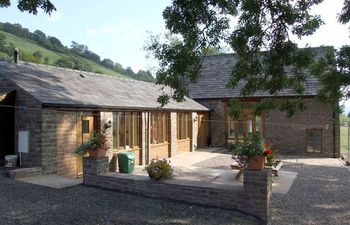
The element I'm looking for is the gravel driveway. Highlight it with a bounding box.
[271,157,350,225]
[0,168,258,225]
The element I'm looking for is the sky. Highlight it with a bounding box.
[0,0,349,109]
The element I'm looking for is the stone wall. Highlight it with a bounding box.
[41,110,58,175]
[264,99,339,157]
[0,77,43,167]
[197,98,339,157]
[196,99,226,146]
[84,157,272,224]
[191,112,198,151]
[55,112,78,177]
[170,112,177,156]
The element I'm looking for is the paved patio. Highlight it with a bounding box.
[134,148,296,194]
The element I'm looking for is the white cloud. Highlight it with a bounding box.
[87,20,135,37]
[48,12,62,22]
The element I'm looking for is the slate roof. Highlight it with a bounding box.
[185,46,333,99]
[0,60,208,111]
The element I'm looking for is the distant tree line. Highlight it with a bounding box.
[0,22,154,82]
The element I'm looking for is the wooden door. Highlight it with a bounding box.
[197,113,208,147]
[76,115,94,177]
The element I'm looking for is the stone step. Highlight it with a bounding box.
[7,167,42,179]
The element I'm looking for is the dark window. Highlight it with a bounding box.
[306,129,322,153]
[82,120,90,134]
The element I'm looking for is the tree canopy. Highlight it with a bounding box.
[0,0,56,15]
[147,0,350,117]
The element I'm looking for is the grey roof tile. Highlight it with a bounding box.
[186,46,333,99]
[0,61,208,111]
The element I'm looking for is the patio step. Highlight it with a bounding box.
[7,167,42,179]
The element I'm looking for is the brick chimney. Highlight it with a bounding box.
[13,48,19,63]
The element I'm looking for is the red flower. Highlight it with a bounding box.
[266,149,272,155]
[264,143,269,148]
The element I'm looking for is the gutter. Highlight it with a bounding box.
[41,103,209,112]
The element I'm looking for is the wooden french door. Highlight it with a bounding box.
[197,112,209,147]
[227,109,262,144]
[76,115,94,177]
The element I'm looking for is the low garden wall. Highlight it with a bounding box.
[83,157,272,224]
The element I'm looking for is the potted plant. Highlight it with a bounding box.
[232,132,273,171]
[75,131,109,158]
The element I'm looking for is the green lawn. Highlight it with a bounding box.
[0,30,128,78]
[341,126,349,160]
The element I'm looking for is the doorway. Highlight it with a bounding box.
[0,91,15,164]
[76,115,95,177]
[197,112,209,147]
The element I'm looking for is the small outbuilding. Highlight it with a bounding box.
[0,60,208,177]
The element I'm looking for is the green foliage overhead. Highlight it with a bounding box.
[147,0,350,115]
[0,0,56,15]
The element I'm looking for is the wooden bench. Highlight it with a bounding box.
[231,161,283,180]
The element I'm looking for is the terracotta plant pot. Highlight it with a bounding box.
[88,148,106,158]
[247,156,265,171]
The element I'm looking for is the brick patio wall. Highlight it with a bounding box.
[84,157,272,224]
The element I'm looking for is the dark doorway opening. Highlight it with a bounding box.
[0,91,16,165]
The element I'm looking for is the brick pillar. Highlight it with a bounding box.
[191,112,198,151]
[141,112,147,165]
[83,157,109,185]
[243,169,272,225]
[170,112,177,157]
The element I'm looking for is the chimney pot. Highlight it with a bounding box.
[14,48,19,63]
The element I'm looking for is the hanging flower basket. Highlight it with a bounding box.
[247,156,266,171]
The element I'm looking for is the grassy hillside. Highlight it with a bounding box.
[0,30,129,78]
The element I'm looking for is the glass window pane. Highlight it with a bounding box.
[133,113,139,147]
[228,119,235,138]
[112,113,117,149]
[119,113,125,148]
[82,120,89,134]
[256,116,262,134]
[247,119,253,133]
[237,120,244,138]
[306,129,322,153]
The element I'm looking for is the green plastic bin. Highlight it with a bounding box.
[118,152,135,173]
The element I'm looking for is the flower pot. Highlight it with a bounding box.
[247,156,265,171]
[88,148,106,158]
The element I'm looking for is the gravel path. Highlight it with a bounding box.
[0,168,258,225]
[192,155,233,170]
[271,157,350,225]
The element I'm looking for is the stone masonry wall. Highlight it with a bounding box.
[0,77,43,167]
[264,99,339,157]
[196,99,226,147]
[170,112,177,156]
[55,112,78,177]
[191,112,198,151]
[84,157,272,224]
[41,110,58,175]
[197,98,339,157]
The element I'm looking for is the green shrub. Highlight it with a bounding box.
[145,159,173,180]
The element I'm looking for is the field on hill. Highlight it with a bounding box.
[0,30,129,78]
